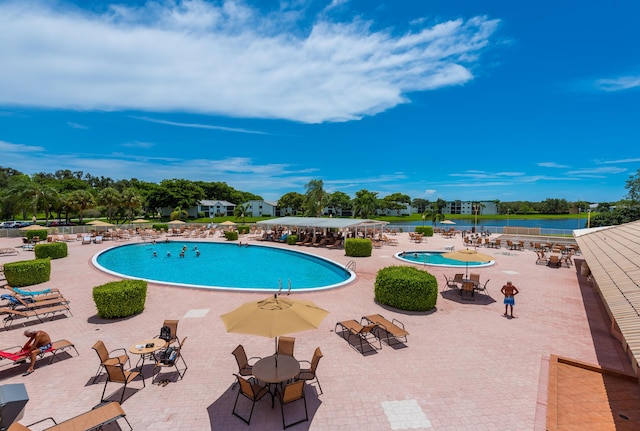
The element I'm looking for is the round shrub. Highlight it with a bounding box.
[153,223,168,231]
[34,242,68,259]
[3,258,51,287]
[344,238,372,257]
[287,235,298,245]
[374,266,438,311]
[237,225,251,234]
[414,226,433,237]
[224,230,239,241]
[93,279,148,319]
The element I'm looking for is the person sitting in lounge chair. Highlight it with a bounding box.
[22,329,52,376]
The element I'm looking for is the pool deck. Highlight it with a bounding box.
[0,232,631,430]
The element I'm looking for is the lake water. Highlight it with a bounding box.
[389,218,586,235]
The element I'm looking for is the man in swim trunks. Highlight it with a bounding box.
[501,281,519,318]
[22,329,52,376]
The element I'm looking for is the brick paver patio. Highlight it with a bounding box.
[0,231,631,430]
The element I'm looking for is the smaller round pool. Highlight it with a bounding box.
[394,250,495,268]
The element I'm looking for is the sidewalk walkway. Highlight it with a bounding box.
[0,232,630,430]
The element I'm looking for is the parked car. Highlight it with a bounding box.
[0,221,17,228]
[47,220,76,227]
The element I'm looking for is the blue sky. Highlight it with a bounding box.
[0,0,638,203]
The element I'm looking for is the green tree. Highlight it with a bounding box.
[624,169,640,206]
[121,188,142,222]
[234,203,252,224]
[383,193,411,216]
[158,179,205,210]
[278,192,305,215]
[352,189,378,218]
[67,189,96,224]
[303,179,327,217]
[327,191,352,216]
[97,187,121,222]
[423,200,445,228]
[411,198,430,213]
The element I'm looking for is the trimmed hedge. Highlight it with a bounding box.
[93,279,147,318]
[287,235,298,245]
[374,265,438,311]
[344,238,372,257]
[24,229,49,241]
[34,242,68,259]
[224,230,239,241]
[414,226,433,236]
[237,225,251,234]
[3,258,51,287]
[153,223,168,231]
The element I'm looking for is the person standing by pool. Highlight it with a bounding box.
[501,281,519,318]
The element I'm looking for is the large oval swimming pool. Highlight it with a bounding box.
[93,242,354,292]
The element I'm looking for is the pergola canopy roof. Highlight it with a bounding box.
[256,216,388,230]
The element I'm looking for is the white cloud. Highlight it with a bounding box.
[537,161,569,168]
[0,140,46,152]
[0,0,499,123]
[131,116,270,135]
[67,121,88,129]
[594,75,640,92]
[121,141,156,149]
[598,158,640,164]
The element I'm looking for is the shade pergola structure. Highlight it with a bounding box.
[256,216,389,238]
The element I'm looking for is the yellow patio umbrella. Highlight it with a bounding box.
[220,295,329,365]
[168,220,186,225]
[87,220,114,227]
[219,221,236,226]
[442,248,494,278]
[19,224,49,231]
[132,218,151,223]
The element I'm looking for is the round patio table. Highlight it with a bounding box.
[253,354,300,407]
[129,338,166,376]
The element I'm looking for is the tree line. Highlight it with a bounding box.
[1,166,639,227]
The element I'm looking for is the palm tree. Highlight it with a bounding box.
[121,188,142,222]
[234,203,252,224]
[67,190,96,224]
[304,179,327,217]
[97,187,121,222]
[352,189,378,218]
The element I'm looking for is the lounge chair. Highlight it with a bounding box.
[81,236,92,245]
[1,305,72,330]
[8,402,131,431]
[335,320,381,353]
[0,248,18,256]
[1,292,70,312]
[0,339,78,368]
[327,238,343,249]
[362,314,409,345]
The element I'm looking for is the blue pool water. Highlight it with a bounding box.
[395,251,495,268]
[93,242,354,292]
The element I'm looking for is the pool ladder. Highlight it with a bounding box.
[345,260,356,274]
[278,279,292,295]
